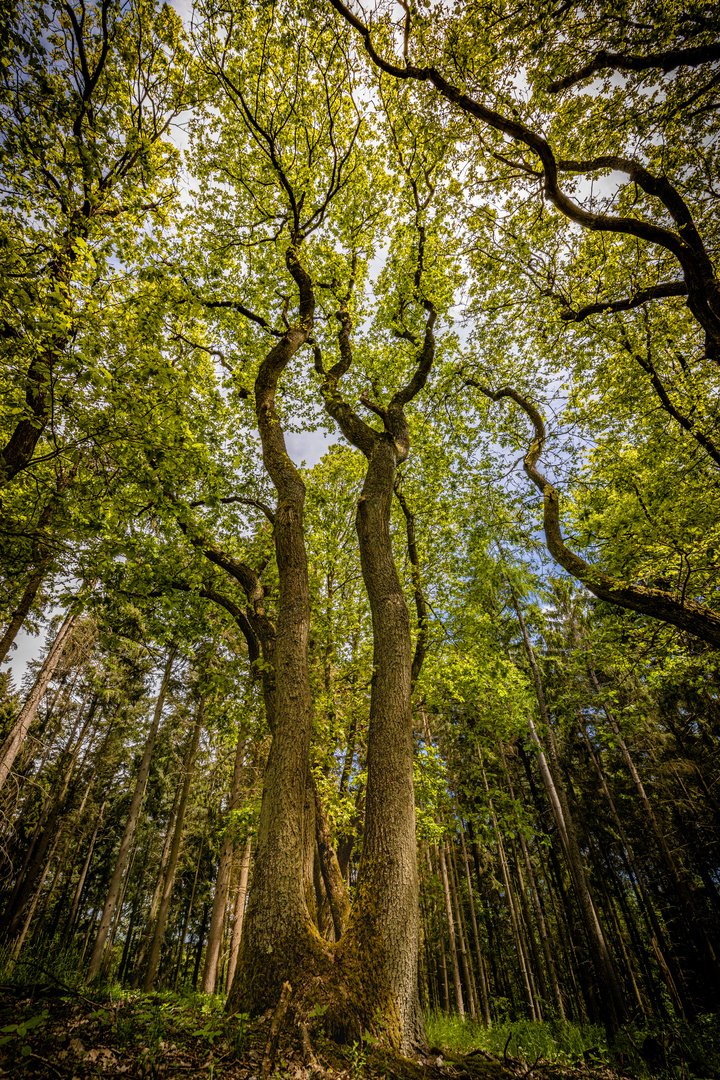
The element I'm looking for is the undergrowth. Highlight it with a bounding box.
[426,1010,720,1078]
[426,1013,607,1064]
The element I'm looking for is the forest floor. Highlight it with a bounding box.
[0,984,714,1080]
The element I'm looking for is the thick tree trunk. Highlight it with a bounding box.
[227,242,321,1015]
[143,706,203,990]
[339,432,425,1053]
[0,610,77,791]
[87,646,176,979]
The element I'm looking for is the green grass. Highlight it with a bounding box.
[425,1012,608,1065]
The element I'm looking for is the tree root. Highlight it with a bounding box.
[260,981,293,1080]
[298,1020,333,1078]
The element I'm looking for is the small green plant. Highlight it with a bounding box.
[0,1011,49,1062]
[349,1038,368,1077]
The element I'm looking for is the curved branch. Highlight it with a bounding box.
[548,42,720,93]
[328,0,720,360]
[558,281,688,322]
[190,494,276,525]
[470,380,720,648]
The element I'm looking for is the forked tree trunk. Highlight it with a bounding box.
[87,645,176,980]
[227,241,321,1015]
[316,283,435,1053]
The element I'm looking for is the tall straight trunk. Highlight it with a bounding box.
[87,645,176,979]
[66,799,106,937]
[456,816,491,1025]
[589,666,720,980]
[143,706,202,990]
[579,721,689,1016]
[226,836,252,994]
[5,694,99,935]
[131,754,185,986]
[448,841,477,1019]
[509,833,545,1019]
[0,610,77,790]
[0,467,76,663]
[314,780,351,942]
[511,593,626,1031]
[437,842,464,1016]
[0,561,51,665]
[10,834,60,965]
[202,734,246,993]
[499,749,566,1019]
[479,753,537,1019]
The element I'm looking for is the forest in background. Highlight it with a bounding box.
[1,0,720,1076]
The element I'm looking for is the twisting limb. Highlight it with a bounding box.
[557,281,687,322]
[470,379,720,648]
[327,0,720,361]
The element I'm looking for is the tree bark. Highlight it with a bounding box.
[227,239,320,1015]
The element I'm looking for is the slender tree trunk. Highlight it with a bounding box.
[456,816,491,1025]
[10,834,60,965]
[0,562,51,665]
[202,735,246,993]
[589,667,720,981]
[66,799,105,937]
[511,593,626,1031]
[5,695,99,935]
[478,752,537,1018]
[87,646,176,979]
[131,753,186,985]
[0,610,77,791]
[314,779,351,942]
[499,749,566,1019]
[143,705,202,990]
[448,840,477,1019]
[579,721,690,1016]
[226,837,252,994]
[437,841,464,1016]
